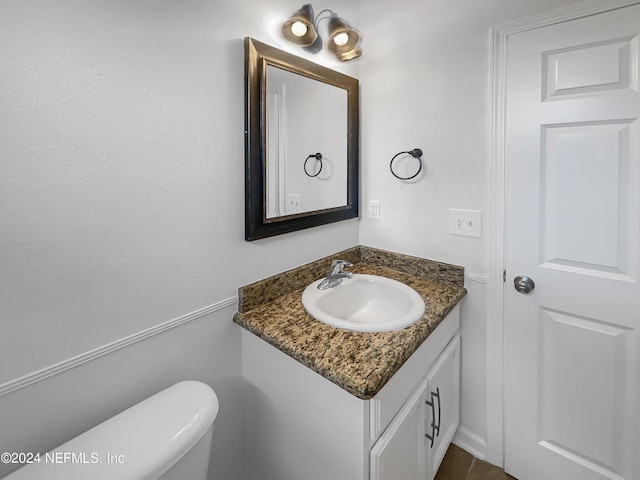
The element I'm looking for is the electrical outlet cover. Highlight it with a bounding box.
[368,200,380,220]
[287,193,303,214]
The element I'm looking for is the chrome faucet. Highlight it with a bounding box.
[317,260,353,290]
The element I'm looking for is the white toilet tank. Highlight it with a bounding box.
[4,381,219,480]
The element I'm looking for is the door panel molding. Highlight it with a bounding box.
[542,35,639,100]
[538,308,632,474]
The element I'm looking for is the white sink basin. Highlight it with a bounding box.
[301,274,426,332]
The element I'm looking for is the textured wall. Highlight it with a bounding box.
[0,0,358,384]
[0,1,358,478]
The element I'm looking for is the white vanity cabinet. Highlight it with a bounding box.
[370,335,460,480]
[241,305,460,480]
[426,335,461,478]
[370,379,429,480]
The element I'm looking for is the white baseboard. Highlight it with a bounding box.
[0,296,238,398]
[453,426,488,462]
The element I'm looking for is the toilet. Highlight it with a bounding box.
[5,381,219,480]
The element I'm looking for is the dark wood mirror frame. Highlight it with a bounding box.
[244,37,359,241]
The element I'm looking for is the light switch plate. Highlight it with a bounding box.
[449,209,482,237]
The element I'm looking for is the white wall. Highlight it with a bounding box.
[357,0,586,460]
[0,1,358,478]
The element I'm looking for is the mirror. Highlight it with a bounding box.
[265,66,348,218]
[244,37,359,241]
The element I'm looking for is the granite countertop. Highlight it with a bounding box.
[234,247,467,400]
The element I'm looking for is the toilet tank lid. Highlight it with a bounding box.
[5,381,219,480]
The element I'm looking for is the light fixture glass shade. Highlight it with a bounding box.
[327,14,362,60]
[282,4,318,47]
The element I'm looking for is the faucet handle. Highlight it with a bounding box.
[318,260,354,289]
[331,259,353,268]
[329,259,353,275]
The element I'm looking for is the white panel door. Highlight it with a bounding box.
[504,5,640,480]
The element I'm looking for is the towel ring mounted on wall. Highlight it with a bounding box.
[304,152,323,177]
[389,148,423,180]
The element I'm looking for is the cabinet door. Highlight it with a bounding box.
[426,335,461,480]
[370,379,428,480]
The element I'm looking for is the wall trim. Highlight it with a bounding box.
[0,296,238,398]
[464,273,488,284]
[487,0,640,468]
[493,0,640,35]
[453,426,488,461]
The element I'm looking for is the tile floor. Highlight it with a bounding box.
[434,444,517,480]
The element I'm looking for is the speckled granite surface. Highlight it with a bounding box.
[235,249,467,399]
[360,246,464,287]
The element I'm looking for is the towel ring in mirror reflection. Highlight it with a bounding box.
[390,148,423,180]
[304,152,323,177]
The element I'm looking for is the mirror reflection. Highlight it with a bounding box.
[244,37,359,241]
[265,65,348,218]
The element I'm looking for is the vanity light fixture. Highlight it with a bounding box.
[281,4,364,61]
[281,4,318,48]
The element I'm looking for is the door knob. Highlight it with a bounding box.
[513,275,535,294]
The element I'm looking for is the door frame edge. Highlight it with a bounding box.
[487,0,640,469]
